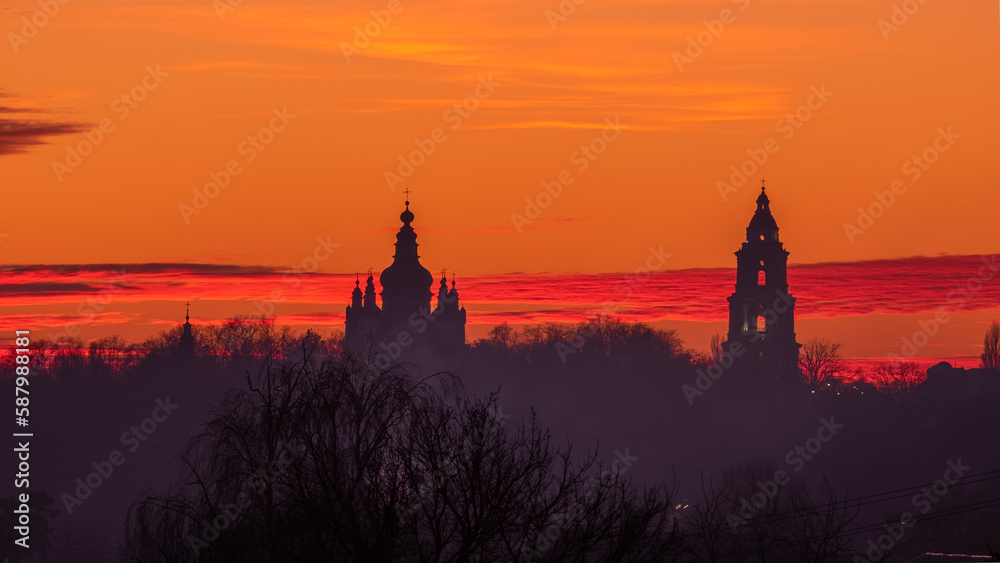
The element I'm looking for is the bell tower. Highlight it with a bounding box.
[724,185,800,379]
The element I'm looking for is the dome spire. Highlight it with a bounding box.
[363,267,379,308]
[756,179,770,211]
[380,195,434,321]
[400,187,414,224]
[747,182,779,242]
[179,301,195,356]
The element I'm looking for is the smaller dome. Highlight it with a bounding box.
[756,187,769,206]
[400,201,414,224]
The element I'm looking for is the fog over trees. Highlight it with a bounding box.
[3,315,1000,562]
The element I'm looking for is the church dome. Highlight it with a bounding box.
[380,261,434,298]
[748,209,779,232]
[400,201,414,224]
[380,202,433,306]
[747,187,779,240]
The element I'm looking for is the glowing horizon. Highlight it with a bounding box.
[2,0,998,366]
[1,254,995,363]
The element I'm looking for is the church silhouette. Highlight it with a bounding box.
[723,186,801,379]
[174,188,800,379]
[344,199,467,357]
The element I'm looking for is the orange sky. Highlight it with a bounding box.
[1,0,998,273]
[1,0,998,357]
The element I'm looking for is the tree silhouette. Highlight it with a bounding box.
[868,361,923,402]
[681,459,860,562]
[981,321,1000,371]
[798,338,847,392]
[120,347,681,562]
[709,334,723,363]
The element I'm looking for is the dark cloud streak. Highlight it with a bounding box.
[0,90,87,155]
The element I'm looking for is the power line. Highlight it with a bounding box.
[690,472,1000,560]
[728,468,1000,527]
[708,497,1000,561]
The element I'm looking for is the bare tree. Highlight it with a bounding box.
[798,338,847,391]
[981,321,1000,371]
[682,459,860,562]
[121,349,681,562]
[709,334,723,363]
[869,361,924,401]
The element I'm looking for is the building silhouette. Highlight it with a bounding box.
[723,186,800,379]
[179,302,195,357]
[345,200,466,355]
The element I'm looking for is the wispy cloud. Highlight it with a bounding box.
[0,255,995,323]
[0,92,86,155]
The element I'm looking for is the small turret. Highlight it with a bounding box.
[351,273,362,309]
[179,302,195,357]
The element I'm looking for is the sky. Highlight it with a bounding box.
[1,0,998,359]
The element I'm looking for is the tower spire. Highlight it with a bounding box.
[179,301,195,357]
